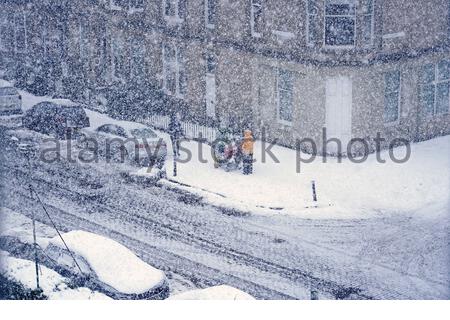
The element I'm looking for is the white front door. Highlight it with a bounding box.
[206,73,216,118]
[325,76,352,154]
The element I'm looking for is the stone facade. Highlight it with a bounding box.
[1,0,449,153]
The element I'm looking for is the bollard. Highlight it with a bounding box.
[311,180,318,202]
[310,289,319,300]
[173,154,177,177]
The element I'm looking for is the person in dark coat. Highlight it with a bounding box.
[168,112,183,157]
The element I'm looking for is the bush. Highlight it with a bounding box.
[0,274,47,300]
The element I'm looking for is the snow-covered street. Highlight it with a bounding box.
[1,118,448,299]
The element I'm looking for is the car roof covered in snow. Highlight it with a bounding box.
[0,86,19,96]
[50,98,82,107]
[48,230,167,294]
[0,79,13,88]
[85,109,148,130]
[83,109,165,140]
[168,285,255,300]
[33,99,81,108]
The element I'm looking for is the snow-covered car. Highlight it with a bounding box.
[22,100,90,139]
[0,86,22,115]
[43,230,169,300]
[77,116,167,167]
[168,285,255,300]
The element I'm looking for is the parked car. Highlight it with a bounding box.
[77,116,167,167]
[44,230,169,300]
[0,86,22,115]
[22,100,90,139]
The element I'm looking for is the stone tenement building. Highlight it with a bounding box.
[1,0,449,153]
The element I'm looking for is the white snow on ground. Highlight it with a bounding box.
[0,207,56,248]
[164,136,450,219]
[3,78,448,222]
[0,251,110,300]
[168,285,255,300]
[48,230,167,295]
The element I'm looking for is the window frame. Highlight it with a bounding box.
[420,61,450,117]
[276,68,294,126]
[110,0,125,11]
[323,0,357,49]
[162,42,186,98]
[361,0,375,47]
[163,0,184,24]
[250,0,263,38]
[383,70,401,125]
[129,0,145,10]
[205,0,216,29]
[0,11,14,53]
[13,11,27,53]
[111,33,125,79]
[78,18,90,60]
[306,0,319,47]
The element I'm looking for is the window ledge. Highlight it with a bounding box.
[164,15,184,25]
[272,30,296,42]
[323,45,355,50]
[128,8,144,14]
[251,31,262,39]
[277,119,293,127]
[383,119,400,127]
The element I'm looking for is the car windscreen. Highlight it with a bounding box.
[0,87,19,96]
[130,128,158,139]
[96,124,128,137]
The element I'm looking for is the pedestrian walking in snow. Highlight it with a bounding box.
[241,129,254,175]
[168,112,183,157]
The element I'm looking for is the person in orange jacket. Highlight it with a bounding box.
[241,129,254,175]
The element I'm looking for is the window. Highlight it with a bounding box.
[112,34,125,79]
[0,11,14,52]
[250,0,263,37]
[206,53,216,74]
[324,0,356,47]
[164,0,184,20]
[277,69,294,124]
[79,18,90,60]
[110,0,128,11]
[129,0,144,10]
[163,43,186,97]
[361,0,374,47]
[131,37,146,79]
[14,12,27,53]
[420,61,450,116]
[205,0,217,28]
[128,0,145,13]
[384,70,401,123]
[306,0,319,46]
